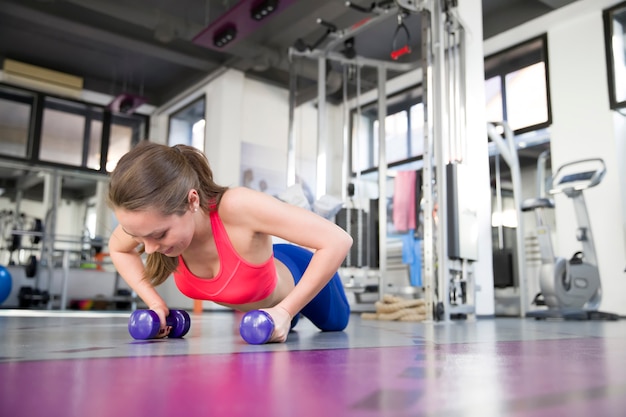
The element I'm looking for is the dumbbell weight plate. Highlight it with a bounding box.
[239,310,275,345]
[167,310,191,338]
[128,309,160,340]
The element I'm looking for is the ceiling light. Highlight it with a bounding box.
[213,24,237,48]
[251,0,279,21]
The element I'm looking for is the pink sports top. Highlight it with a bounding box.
[173,209,278,304]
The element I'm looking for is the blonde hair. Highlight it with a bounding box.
[108,141,228,285]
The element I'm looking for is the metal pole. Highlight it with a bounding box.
[316,56,327,199]
[421,6,435,321]
[287,55,297,187]
[342,64,353,267]
[458,26,468,162]
[433,0,450,321]
[290,48,417,73]
[60,249,70,310]
[341,64,350,202]
[355,64,364,268]
[377,65,387,300]
[495,154,504,250]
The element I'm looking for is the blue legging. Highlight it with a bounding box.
[273,243,350,331]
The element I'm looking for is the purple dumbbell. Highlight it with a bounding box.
[128,309,191,340]
[239,310,275,344]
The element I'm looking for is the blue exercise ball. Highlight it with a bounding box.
[0,265,12,305]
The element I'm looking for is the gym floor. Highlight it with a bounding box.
[1,310,625,417]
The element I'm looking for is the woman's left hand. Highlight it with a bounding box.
[260,306,292,343]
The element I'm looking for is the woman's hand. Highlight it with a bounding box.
[260,305,292,343]
[150,303,171,338]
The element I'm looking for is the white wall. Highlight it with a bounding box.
[616,112,626,254]
[293,102,319,193]
[458,0,495,315]
[486,0,626,315]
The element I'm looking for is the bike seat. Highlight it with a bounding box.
[521,197,555,211]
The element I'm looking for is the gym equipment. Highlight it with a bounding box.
[0,265,12,305]
[391,12,412,60]
[128,309,191,340]
[522,158,618,320]
[17,286,50,308]
[361,294,427,321]
[239,310,274,344]
[25,255,37,278]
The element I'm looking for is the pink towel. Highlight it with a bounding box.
[393,171,416,232]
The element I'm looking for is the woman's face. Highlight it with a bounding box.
[115,207,195,257]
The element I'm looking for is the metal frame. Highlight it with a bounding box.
[403,0,475,321]
[487,121,528,317]
[289,0,476,320]
[288,4,418,305]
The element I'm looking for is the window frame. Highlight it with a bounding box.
[348,34,553,176]
[0,85,37,160]
[484,34,552,135]
[167,95,206,150]
[603,1,626,110]
[349,84,425,175]
[0,82,148,175]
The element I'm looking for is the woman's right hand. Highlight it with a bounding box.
[150,303,171,338]
[109,224,172,337]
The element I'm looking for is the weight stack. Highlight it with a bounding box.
[336,199,379,268]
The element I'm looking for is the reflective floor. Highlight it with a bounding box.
[1,309,625,417]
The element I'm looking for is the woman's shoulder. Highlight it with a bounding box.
[219,187,264,217]
[219,187,284,221]
[220,186,257,206]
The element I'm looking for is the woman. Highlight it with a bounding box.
[107,141,352,343]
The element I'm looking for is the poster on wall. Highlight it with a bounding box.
[240,142,286,197]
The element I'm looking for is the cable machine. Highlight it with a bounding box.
[289,0,476,321]
[398,0,477,321]
[288,1,417,310]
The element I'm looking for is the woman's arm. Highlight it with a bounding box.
[221,187,353,339]
[108,224,170,330]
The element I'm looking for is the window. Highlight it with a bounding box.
[0,83,147,174]
[0,86,35,159]
[40,98,91,167]
[87,118,103,170]
[604,1,626,110]
[38,97,144,172]
[373,111,408,164]
[349,36,551,175]
[484,34,551,133]
[485,76,504,124]
[505,63,549,130]
[350,86,425,174]
[409,103,425,157]
[107,114,146,172]
[168,96,206,150]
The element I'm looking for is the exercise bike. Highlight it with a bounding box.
[522,158,618,320]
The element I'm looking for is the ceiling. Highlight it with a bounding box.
[0,0,581,109]
[0,0,579,201]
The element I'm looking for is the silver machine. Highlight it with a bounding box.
[288,0,478,321]
[522,158,618,320]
